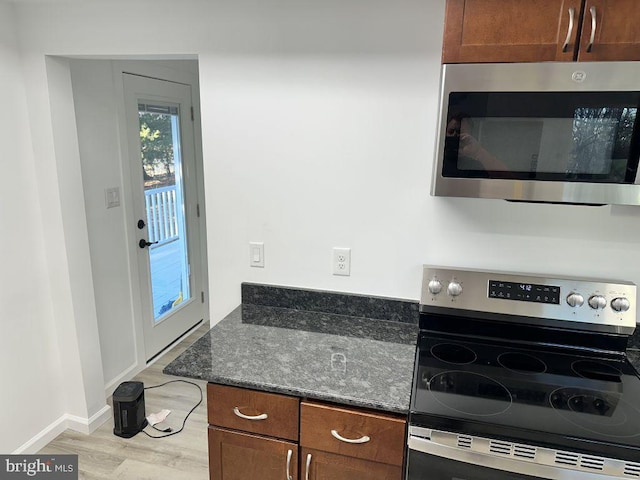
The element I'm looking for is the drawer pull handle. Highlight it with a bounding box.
[561,7,575,53]
[305,453,312,480]
[330,429,371,444]
[286,449,293,480]
[233,406,268,420]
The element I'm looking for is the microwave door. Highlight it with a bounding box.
[433,66,640,205]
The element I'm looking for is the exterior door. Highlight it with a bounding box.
[123,73,204,361]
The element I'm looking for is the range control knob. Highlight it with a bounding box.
[610,297,630,313]
[588,295,607,310]
[447,281,463,297]
[566,293,584,308]
[428,279,443,295]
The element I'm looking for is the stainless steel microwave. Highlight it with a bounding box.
[431,62,640,205]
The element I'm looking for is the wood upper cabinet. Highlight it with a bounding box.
[442,0,640,63]
[577,0,640,61]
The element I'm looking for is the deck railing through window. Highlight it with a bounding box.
[145,185,179,246]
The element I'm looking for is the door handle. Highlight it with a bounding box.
[561,7,575,53]
[305,453,311,480]
[586,6,597,52]
[139,239,158,249]
[286,449,293,480]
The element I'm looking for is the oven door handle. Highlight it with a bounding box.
[408,434,618,480]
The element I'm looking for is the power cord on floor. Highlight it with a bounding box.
[141,379,203,438]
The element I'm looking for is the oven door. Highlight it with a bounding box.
[407,427,620,480]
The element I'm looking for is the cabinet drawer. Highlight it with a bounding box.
[300,401,406,466]
[207,384,299,441]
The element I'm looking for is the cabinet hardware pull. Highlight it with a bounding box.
[286,449,293,480]
[330,429,371,444]
[587,6,597,52]
[233,406,268,420]
[562,7,575,52]
[305,453,312,480]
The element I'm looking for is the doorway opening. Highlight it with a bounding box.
[69,58,208,393]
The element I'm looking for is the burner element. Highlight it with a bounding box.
[427,371,512,416]
[549,387,640,438]
[430,343,477,365]
[497,352,547,374]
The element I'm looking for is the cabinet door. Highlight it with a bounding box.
[301,448,402,480]
[577,0,640,61]
[443,0,583,63]
[209,427,298,480]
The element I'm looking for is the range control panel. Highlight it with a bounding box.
[421,266,637,334]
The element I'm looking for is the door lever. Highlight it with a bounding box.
[139,239,158,249]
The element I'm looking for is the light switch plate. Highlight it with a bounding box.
[249,242,264,268]
[105,187,120,208]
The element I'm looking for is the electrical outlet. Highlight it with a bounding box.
[332,247,351,276]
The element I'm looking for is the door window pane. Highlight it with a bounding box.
[138,104,191,322]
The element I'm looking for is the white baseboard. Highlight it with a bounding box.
[13,405,112,454]
[66,404,112,434]
[12,415,69,454]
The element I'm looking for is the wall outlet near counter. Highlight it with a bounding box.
[332,247,351,276]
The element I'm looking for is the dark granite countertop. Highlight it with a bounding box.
[162,283,640,416]
[164,300,419,414]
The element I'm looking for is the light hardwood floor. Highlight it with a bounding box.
[39,324,211,480]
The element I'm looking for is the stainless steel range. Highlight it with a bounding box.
[407,266,640,480]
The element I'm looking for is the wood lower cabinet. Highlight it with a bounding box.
[300,448,402,480]
[209,427,298,480]
[300,401,405,480]
[443,0,640,63]
[207,384,406,480]
[207,384,300,480]
[207,383,299,441]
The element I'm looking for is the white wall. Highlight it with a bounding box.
[68,59,137,389]
[7,0,640,452]
[0,2,66,453]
